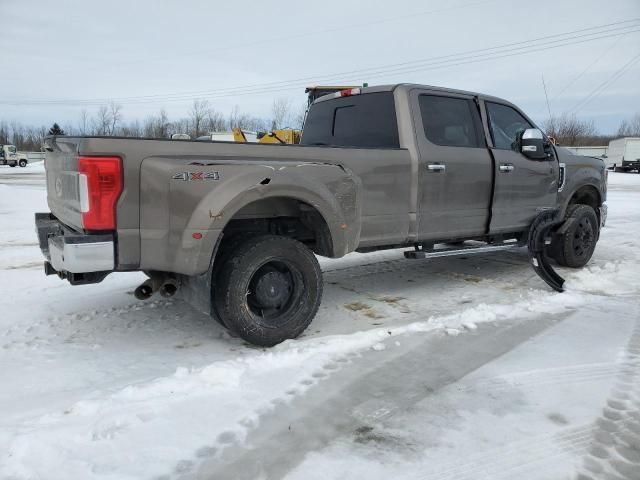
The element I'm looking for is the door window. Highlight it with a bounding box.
[418,95,483,148]
[486,102,533,151]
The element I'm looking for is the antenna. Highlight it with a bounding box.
[542,74,553,120]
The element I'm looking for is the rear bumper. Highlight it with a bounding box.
[35,213,114,282]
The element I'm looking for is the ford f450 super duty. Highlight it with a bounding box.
[36,84,607,346]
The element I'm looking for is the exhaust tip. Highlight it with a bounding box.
[159,282,177,298]
[134,283,154,300]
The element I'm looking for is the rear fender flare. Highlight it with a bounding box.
[189,163,361,259]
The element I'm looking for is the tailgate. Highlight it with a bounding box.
[45,137,84,230]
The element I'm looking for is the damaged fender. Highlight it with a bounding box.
[527,210,565,292]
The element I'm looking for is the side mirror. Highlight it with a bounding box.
[519,128,547,160]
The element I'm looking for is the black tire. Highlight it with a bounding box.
[9,163,16,168]
[554,204,599,268]
[214,234,323,347]
[18,159,27,167]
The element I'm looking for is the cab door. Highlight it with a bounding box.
[483,101,558,234]
[411,89,493,241]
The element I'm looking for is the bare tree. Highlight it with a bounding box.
[543,113,598,146]
[228,105,241,130]
[616,113,640,137]
[78,110,90,135]
[205,109,226,132]
[120,119,142,137]
[0,121,9,144]
[271,98,292,130]
[108,101,123,135]
[189,99,210,137]
[92,105,111,136]
[292,102,308,130]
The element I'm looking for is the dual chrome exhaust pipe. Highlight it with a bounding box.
[134,276,179,300]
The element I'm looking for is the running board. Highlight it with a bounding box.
[404,243,521,260]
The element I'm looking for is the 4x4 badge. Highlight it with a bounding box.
[172,171,220,181]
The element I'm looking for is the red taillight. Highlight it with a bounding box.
[78,156,122,230]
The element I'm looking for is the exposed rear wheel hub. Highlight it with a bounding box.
[251,267,292,309]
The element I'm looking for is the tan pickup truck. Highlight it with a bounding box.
[36,84,607,346]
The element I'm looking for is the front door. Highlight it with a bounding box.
[484,101,558,234]
[412,89,493,241]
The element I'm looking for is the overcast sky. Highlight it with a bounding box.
[1,0,638,133]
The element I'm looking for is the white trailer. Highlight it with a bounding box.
[606,137,640,172]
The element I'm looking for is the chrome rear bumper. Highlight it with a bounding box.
[35,213,114,280]
[48,236,114,273]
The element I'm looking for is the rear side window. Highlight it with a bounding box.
[301,92,399,148]
[486,102,533,151]
[419,95,483,148]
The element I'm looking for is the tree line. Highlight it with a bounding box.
[0,98,305,151]
[1,99,638,151]
[543,112,640,147]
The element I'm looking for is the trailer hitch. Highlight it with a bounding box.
[528,210,565,292]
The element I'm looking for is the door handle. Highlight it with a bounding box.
[427,164,446,172]
[499,164,514,173]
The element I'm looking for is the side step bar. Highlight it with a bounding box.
[404,210,566,293]
[404,242,521,260]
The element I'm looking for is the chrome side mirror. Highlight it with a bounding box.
[520,128,547,160]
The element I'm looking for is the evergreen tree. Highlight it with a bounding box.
[48,123,65,135]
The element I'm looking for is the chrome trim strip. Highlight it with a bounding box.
[558,162,567,192]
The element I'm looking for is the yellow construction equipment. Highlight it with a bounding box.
[231,85,364,145]
[232,127,301,145]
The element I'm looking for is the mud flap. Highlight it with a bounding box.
[528,210,565,292]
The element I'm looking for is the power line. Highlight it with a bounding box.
[2,20,638,107]
[550,32,627,102]
[15,18,638,105]
[50,0,503,73]
[569,51,640,114]
[4,20,637,106]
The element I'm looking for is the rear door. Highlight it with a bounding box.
[483,101,558,233]
[301,91,412,247]
[411,89,493,241]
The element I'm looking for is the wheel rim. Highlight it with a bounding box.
[246,259,303,327]
[573,218,595,257]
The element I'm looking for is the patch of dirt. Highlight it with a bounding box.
[344,302,370,312]
[363,309,385,319]
[374,296,405,304]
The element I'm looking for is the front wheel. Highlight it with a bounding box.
[18,159,27,167]
[553,204,599,268]
[214,234,323,347]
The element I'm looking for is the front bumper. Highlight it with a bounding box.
[35,213,114,282]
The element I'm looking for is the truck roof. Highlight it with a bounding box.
[313,83,512,106]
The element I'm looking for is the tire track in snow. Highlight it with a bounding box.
[188,314,566,480]
[460,362,631,392]
[573,320,640,480]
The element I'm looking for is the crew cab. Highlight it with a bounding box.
[36,84,607,346]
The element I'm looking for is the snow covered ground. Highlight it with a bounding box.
[0,164,638,480]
